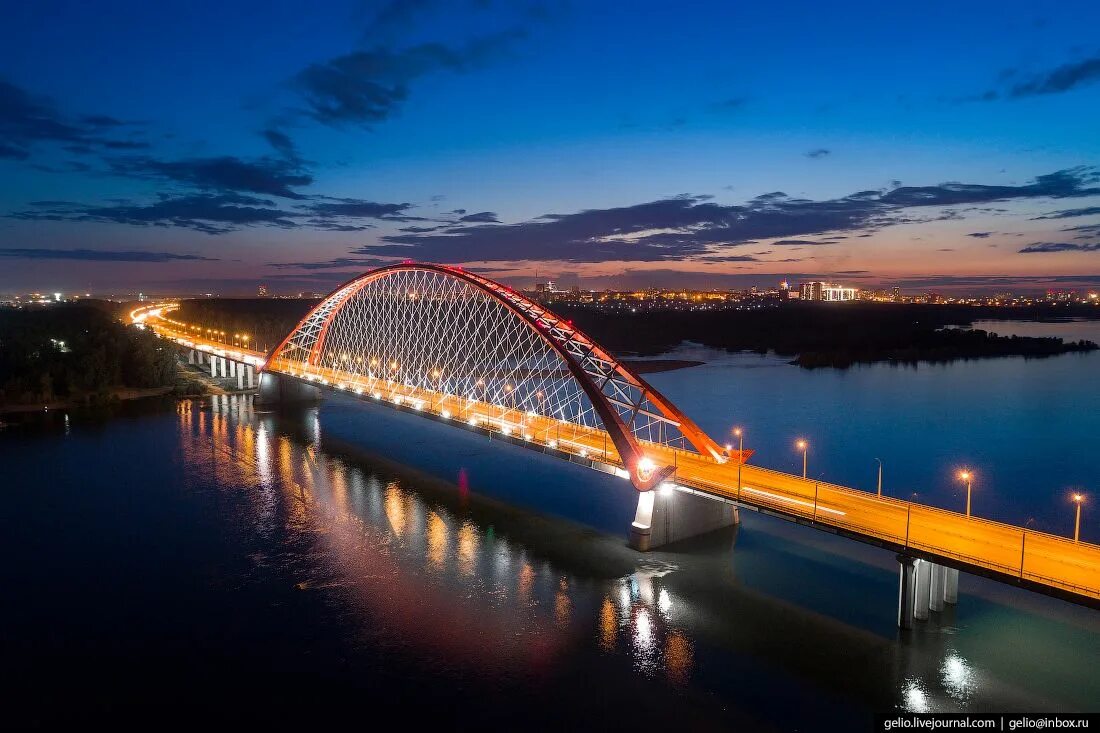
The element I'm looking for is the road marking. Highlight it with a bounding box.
[742,486,846,516]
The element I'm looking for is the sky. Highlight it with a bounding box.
[2,0,1100,295]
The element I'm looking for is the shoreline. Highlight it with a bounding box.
[0,385,177,416]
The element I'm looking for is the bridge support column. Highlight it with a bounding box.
[255,371,322,407]
[897,555,917,629]
[943,567,959,605]
[929,563,946,613]
[914,559,931,621]
[236,366,245,390]
[898,557,959,628]
[220,357,228,378]
[210,355,219,377]
[187,349,196,365]
[245,365,255,389]
[228,359,237,378]
[629,486,739,552]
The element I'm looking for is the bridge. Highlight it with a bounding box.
[131,262,1100,628]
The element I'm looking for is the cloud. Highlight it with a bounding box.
[1032,206,1100,220]
[0,78,146,160]
[772,239,832,246]
[9,191,418,235]
[805,148,831,159]
[306,197,416,219]
[261,127,302,164]
[0,141,30,160]
[292,31,524,127]
[967,55,1100,101]
[883,274,1100,292]
[0,248,216,262]
[1064,223,1100,236]
[458,211,499,223]
[268,256,392,270]
[361,0,439,43]
[10,193,299,235]
[351,167,1100,264]
[1019,241,1100,253]
[967,231,994,238]
[1008,55,1100,98]
[109,154,313,200]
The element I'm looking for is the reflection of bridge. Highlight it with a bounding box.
[132,262,1100,628]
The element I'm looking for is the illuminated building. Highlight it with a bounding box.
[799,281,858,302]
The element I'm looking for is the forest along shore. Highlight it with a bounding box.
[0,303,207,413]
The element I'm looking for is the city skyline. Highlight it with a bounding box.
[3,1,1100,294]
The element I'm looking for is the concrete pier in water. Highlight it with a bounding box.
[897,555,960,629]
[255,371,323,407]
[629,485,740,551]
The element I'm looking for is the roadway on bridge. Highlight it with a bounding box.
[139,305,1100,605]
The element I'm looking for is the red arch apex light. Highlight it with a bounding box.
[264,262,727,491]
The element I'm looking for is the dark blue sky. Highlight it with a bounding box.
[2,0,1100,294]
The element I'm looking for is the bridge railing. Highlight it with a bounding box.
[673,465,1100,600]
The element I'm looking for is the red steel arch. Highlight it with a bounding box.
[264,262,726,491]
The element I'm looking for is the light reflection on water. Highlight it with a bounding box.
[180,395,703,688]
[161,394,1100,722]
[8,389,1095,726]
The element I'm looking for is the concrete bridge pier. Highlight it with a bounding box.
[209,355,219,378]
[897,555,960,629]
[943,567,959,604]
[255,371,322,407]
[187,349,196,365]
[629,485,739,551]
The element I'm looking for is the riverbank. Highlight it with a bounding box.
[0,385,179,415]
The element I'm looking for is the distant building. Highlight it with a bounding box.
[799,281,858,302]
[892,286,901,302]
[257,284,269,297]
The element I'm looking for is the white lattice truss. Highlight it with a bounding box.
[265,263,724,490]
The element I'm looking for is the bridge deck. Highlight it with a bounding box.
[144,310,1100,607]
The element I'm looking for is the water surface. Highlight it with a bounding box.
[2,324,1098,729]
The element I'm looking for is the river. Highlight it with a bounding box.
[2,319,1097,728]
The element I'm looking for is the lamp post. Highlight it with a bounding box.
[959,470,973,517]
[733,427,744,497]
[875,458,883,497]
[1072,493,1085,542]
[796,439,808,479]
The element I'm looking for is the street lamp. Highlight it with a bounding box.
[1072,493,1085,542]
[796,439,808,478]
[732,427,745,493]
[958,470,973,517]
[875,458,883,497]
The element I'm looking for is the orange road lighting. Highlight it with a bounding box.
[958,470,974,517]
[1072,493,1085,542]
